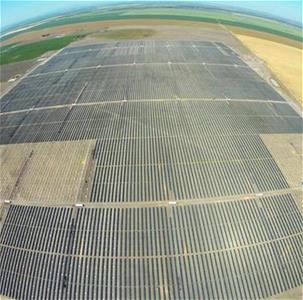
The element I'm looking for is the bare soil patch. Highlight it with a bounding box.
[0,59,37,82]
[261,134,303,189]
[267,284,303,300]
[70,22,246,53]
[0,140,96,204]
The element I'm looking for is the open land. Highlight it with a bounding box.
[1,6,301,42]
[0,20,222,46]
[235,33,302,106]
[94,28,157,40]
[0,140,95,204]
[0,34,86,65]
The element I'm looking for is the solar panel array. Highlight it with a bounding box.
[1,194,302,299]
[0,41,302,299]
[1,41,285,113]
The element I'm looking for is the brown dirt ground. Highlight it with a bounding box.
[266,284,303,300]
[92,28,157,40]
[0,59,37,82]
[0,81,13,95]
[0,140,96,204]
[72,23,248,55]
[261,133,303,189]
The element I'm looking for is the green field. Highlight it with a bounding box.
[1,7,302,42]
[0,34,85,65]
[96,28,157,40]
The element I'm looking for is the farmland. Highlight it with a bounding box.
[236,34,303,106]
[0,34,86,65]
[1,6,301,43]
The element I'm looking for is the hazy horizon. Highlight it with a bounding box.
[1,1,302,32]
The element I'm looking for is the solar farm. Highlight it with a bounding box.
[0,40,302,299]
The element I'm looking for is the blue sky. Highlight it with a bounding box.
[1,1,302,31]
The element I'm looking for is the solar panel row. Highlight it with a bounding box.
[1,41,285,113]
[1,194,302,299]
[0,41,302,299]
[1,101,301,145]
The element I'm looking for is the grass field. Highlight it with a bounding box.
[0,34,85,65]
[236,34,302,106]
[1,7,301,42]
[95,28,156,40]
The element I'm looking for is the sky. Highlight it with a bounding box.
[1,1,302,31]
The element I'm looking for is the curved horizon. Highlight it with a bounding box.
[1,1,302,34]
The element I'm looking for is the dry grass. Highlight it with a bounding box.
[229,26,301,49]
[235,34,302,106]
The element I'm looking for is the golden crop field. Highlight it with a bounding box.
[235,34,302,106]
